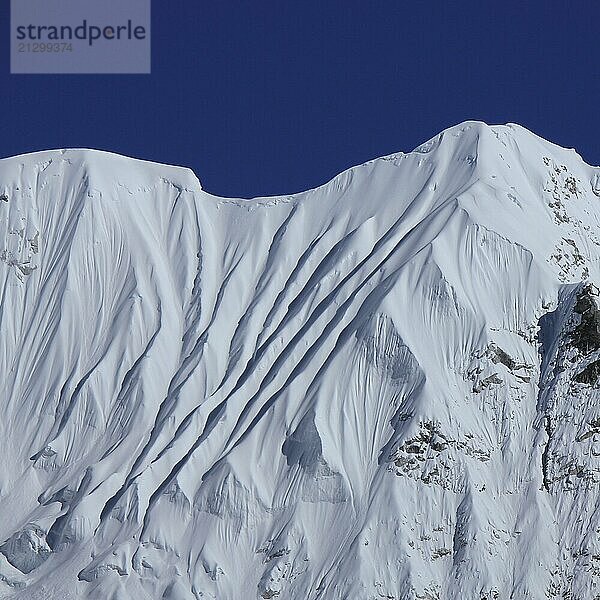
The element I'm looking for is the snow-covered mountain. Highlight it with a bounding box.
[1,122,600,600]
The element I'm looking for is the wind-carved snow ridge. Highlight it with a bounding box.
[1,122,600,599]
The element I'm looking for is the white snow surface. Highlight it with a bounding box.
[0,122,600,599]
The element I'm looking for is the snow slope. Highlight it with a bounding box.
[1,122,600,599]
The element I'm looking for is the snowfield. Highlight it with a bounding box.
[1,122,600,599]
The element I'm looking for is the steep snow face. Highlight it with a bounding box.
[0,122,599,599]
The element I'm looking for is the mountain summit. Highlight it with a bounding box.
[1,122,600,599]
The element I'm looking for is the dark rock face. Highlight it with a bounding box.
[536,283,600,499]
[571,285,600,355]
[575,360,600,386]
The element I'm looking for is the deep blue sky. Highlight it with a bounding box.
[0,2,598,198]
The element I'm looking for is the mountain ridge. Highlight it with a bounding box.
[2,121,596,202]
